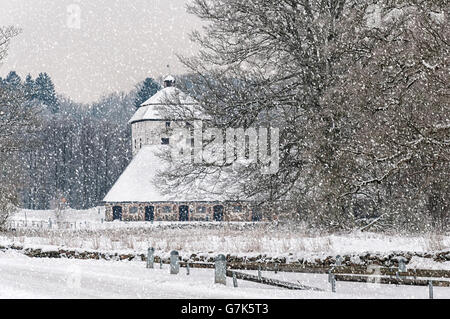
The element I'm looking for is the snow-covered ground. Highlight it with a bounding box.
[9,207,105,226]
[2,208,450,299]
[1,250,449,299]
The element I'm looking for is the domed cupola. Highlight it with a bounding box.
[163,75,175,87]
[128,75,199,156]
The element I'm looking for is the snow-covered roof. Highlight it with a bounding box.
[128,86,199,124]
[103,145,243,203]
[164,75,175,83]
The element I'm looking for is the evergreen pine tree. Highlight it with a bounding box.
[24,74,37,101]
[4,71,22,89]
[35,72,59,113]
[134,77,160,109]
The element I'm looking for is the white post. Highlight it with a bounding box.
[233,272,238,288]
[170,250,180,275]
[336,255,343,266]
[398,258,407,273]
[429,281,434,299]
[215,254,227,285]
[329,270,336,293]
[331,274,336,293]
[147,248,155,269]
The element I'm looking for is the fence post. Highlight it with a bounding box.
[170,250,179,275]
[429,281,434,299]
[274,263,278,274]
[331,274,336,293]
[160,259,163,269]
[48,218,52,229]
[186,263,190,275]
[336,255,343,266]
[215,254,227,285]
[233,272,238,288]
[258,265,262,281]
[329,269,336,292]
[398,258,407,273]
[147,248,155,269]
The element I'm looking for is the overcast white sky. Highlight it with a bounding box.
[0,0,203,103]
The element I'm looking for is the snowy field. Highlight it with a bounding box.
[1,208,450,299]
[1,250,449,299]
[2,207,450,263]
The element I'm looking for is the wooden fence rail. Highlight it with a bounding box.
[225,270,324,291]
[179,261,450,288]
[181,261,450,280]
[334,274,450,287]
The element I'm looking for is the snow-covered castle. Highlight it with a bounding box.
[103,76,259,222]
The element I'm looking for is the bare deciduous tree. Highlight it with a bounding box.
[158,0,449,231]
[0,26,38,230]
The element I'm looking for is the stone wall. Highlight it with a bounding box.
[2,244,449,270]
[104,202,260,222]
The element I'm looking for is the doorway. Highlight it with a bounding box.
[213,205,224,222]
[145,206,154,222]
[251,208,262,222]
[179,205,189,221]
[112,206,122,221]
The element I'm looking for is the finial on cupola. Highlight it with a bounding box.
[164,75,175,88]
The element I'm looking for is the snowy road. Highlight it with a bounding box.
[0,251,328,299]
[1,251,449,299]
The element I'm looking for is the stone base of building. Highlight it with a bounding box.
[104,202,265,222]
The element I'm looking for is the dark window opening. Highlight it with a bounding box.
[113,206,122,221]
[252,208,262,222]
[179,205,189,221]
[213,205,224,222]
[145,206,154,221]
[161,138,170,145]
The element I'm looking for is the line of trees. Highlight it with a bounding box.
[1,54,161,210]
[0,71,136,210]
